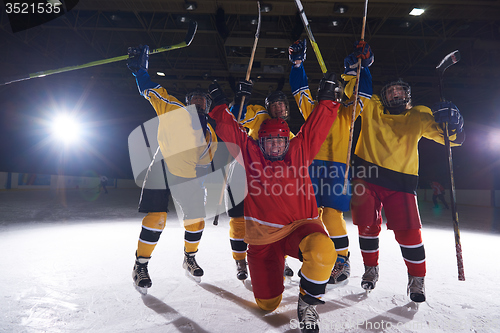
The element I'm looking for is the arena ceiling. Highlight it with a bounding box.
[0,0,499,183]
[2,0,499,102]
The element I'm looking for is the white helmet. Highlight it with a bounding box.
[186,88,212,114]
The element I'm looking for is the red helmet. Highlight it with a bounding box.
[258,118,290,161]
[258,118,290,139]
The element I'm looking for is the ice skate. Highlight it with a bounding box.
[132,256,152,295]
[407,274,426,303]
[235,259,248,281]
[361,265,379,292]
[284,259,294,283]
[297,293,324,333]
[328,252,350,287]
[183,250,204,283]
[243,279,253,291]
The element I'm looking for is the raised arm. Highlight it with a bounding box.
[208,81,252,152]
[289,40,316,120]
[127,44,185,115]
[228,80,271,140]
[292,73,341,161]
[341,41,374,119]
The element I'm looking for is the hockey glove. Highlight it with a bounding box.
[343,54,358,76]
[127,45,149,74]
[317,72,342,102]
[353,41,372,61]
[234,80,253,105]
[344,41,374,75]
[289,39,307,66]
[432,101,464,134]
[209,80,228,107]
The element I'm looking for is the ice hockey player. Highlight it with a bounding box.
[225,81,296,281]
[98,174,109,194]
[208,72,341,332]
[431,180,449,209]
[127,45,218,291]
[344,42,465,302]
[288,39,373,286]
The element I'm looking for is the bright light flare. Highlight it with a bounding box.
[409,8,425,16]
[489,130,500,151]
[51,114,81,144]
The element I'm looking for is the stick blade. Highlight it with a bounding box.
[185,20,198,46]
[436,50,460,74]
[255,1,262,38]
[1,74,30,86]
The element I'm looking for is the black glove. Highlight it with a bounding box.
[234,80,253,105]
[127,45,149,74]
[288,39,307,66]
[317,72,341,102]
[209,80,228,107]
[432,101,464,134]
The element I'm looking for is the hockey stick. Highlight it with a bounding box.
[1,20,198,86]
[213,1,261,226]
[294,0,327,74]
[342,0,369,195]
[436,50,465,281]
[236,1,261,121]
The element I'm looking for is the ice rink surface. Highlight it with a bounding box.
[1,188,499,332]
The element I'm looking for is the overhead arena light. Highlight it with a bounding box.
[261,4,272,13]
[409,7,425,16]
[50,114,81,144]
[334,5,348,14]
[184,1,197,11]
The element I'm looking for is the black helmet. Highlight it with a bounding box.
[186,88,212,114]
[380,79,411,113]
[264,91,290,120]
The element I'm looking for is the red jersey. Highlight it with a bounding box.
[209,100,340,245]
[431,181,445,195]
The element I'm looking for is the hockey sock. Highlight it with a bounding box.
[137,212,167,258]
[322,207,349,257]
[358,225,381,267]
[394,229,426,277]
[229,216,247,260]
[184,218,205,253]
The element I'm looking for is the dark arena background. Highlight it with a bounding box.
[0,1,499,332]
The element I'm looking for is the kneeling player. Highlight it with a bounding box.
[208,73,341,332]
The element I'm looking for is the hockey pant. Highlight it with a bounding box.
[352,180,425,277]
